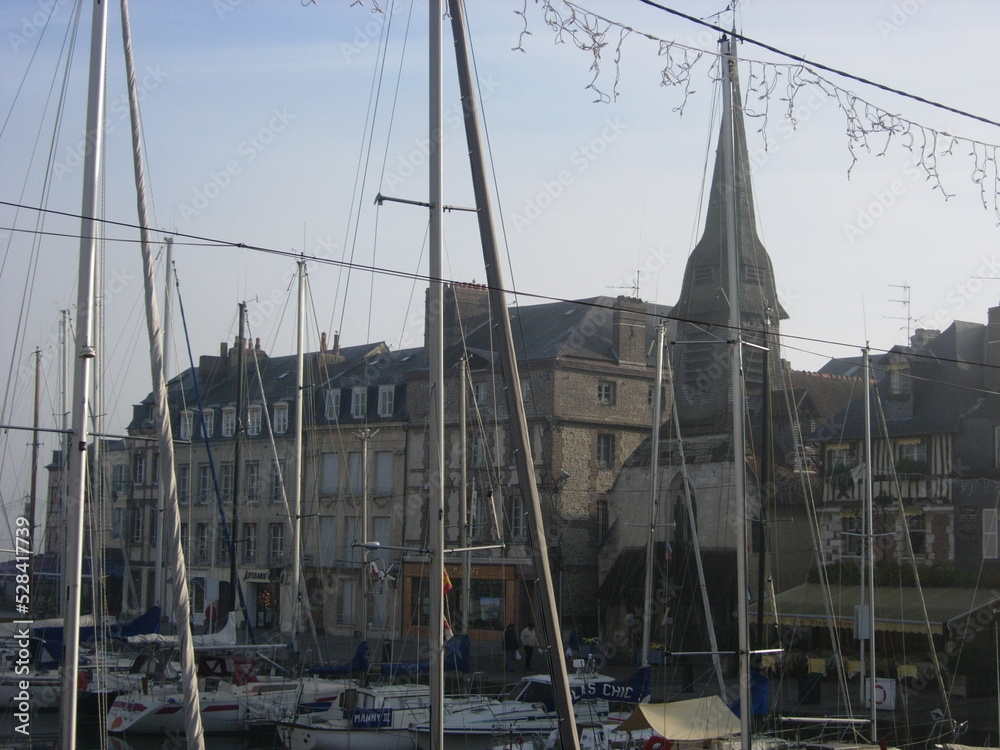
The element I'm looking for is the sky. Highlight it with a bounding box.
[1,0,999,551]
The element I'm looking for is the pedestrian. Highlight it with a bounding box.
[520,622,537,670]
[503,623,519,671]
[204,601,218,634]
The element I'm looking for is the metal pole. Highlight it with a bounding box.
[290,259,305,656]
[641,324,665,668]
[460,358,471,634]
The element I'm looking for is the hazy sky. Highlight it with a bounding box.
[2,0,999,549]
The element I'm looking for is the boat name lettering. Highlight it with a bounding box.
[243,570,270,581]
[351,707,392,729]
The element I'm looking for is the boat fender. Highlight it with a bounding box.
[78,670,89,691]
[643,736,670,750]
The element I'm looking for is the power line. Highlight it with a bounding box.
[6,198,1000,376]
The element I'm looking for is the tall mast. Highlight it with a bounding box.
[27,349,41,610]
[58,309,70,617]
[862,345,877,738]
[428,2,446,748]
[154,234,174,612]
[290,258,306,656]
[460,357,471,634]
[231,303,246,614]
[641,324,665,668]
[119,0,204,742]
[721,34,752,749]
[448,3,579,748]
[61,1,108,744]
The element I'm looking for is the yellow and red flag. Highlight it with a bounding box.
[443,568,453,594]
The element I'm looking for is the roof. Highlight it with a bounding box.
[764,583,1000,635]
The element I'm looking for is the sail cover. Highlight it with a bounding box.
[614,696,739,741]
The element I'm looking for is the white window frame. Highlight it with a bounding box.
[597,434,614,468]
[243,523,258,565]
[245,459,260,503]
[247,404,262,436]
[220,462,234,502]
[198,464,212,504]
[351,388,367,419]
[271,460,286,504]
[177,464,190,506]
[273,403,289,434]
[196,523,210,565]
[131,508,143,544]
[133,454,146,485]
[325,389,340,421]
[269,523,285,566]
[597,381,616,405]
[201,409,215,438]
[374,451,393,495]
[216,523,230,565]
[179,410,193,441]
[222,407,236,437]
[473,382,487,406]
[377,385,395,418]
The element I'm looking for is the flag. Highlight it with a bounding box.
[443,568,453,594]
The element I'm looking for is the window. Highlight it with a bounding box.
[470,435,487,468]
[520,378,532,400]
[320,453,339,495]
[222,407,236,437]
[271,459,286,503]
[179,411,193,441]
[338,579,357,625]
[597,497,609,542]
[473,382,488,406]
[151,454,160,486]
[247,405,262,436]
[112,508,126,540]
[597,381,616,405]
[374,451,393,495]
[351,388,367,419]
[269,523,285,566]
[346,517,361,563]
[377,385,395,418]
[198,464,212,504]
[220,462,234,503]
[177,464,190,505]
[216,523,230,565]
[245,460,260,503]
[898,440,926,464]
[319,516,336,561]
[201,409,214,438]
[683,343,716,390]
[888,364,911,397]
[509,493,526,540]
[984,508,999,560]
[133,454,146,485]
[842,515,863,558]
[597,434,615,468]
[112,463,129,494]
[148,508,158,545]
[196,523,210,565]
[274,403,289,434]
[131,508,143,544]
[325,389,340,421]
[906,514,926,557]
[826,444,855,469]
[180,523,189,555]
[348,452,362,494]
[647,384,666,407]
[693,266,714,286]
[243,523,258,565]
[373,516,391,550]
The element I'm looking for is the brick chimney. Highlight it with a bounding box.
[612,296,647,366]
[425,283,490,351]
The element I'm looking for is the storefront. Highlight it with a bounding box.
[244,569,281,629]
[402,560,523,642]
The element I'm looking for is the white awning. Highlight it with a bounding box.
[613,696,739,741]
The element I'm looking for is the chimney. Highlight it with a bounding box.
[612,296,646,366]
[987,303,1000,392]
[332,332,340,356]
[320,332,327,353]
[220,341,227,357]
[910,328,940,350]
[255,337,261,351]
[426,283,490,351]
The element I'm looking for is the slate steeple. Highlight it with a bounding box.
[671,44,787,433]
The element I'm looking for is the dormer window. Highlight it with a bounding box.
[377,385,395,418]
[179,411,193,441]
[887,363,911,397]
[201,409,214,438]
[273,403,289,434]
[222,407,236,437]
[351,388,367,419]
[325,389,340,421]
[247,405,262,436]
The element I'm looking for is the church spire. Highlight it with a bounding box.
[671,38,786,432]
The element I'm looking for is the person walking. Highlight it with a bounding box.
[520,622,538,670]
[503,623,519,671]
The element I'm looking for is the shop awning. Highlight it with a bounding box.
[614,696,739,740]
[763,583,1000,636]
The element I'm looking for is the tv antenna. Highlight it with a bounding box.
[885,284,915,344]
[608,269,641,298]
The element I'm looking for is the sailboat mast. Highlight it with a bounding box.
[428,1,446,747]
[231,303,246,614]
[61,1,107,745]
[119,0,205,740]
[641,323,665,668]
[862,345,877,738]
[27,349,40,608]
[447,3,579,749]
[59,310,70,617]
[721,35,752,748]
[460,357,471,634]
[154,234,174,612]
[290,258,306,656]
